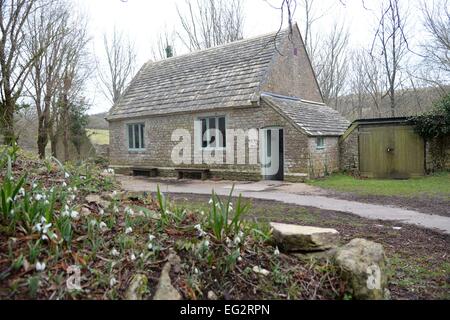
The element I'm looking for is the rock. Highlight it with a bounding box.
[333,238,389,300]
[101,191,124,201]
[85,194,111,209]
[81,207,91,217]
[270,222,340,252]
[125,274,148,300]
[252,266,270,276]
[207,291,218,300]
[153,262,182,300]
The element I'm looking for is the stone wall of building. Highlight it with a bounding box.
[339,127,359,174]
[261,26,323,103]
[109,101,340,181]
[307,137,340,177]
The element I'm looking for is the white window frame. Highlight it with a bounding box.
[198,116,226,150]
[127,123,146,151]
[316,137,325,150]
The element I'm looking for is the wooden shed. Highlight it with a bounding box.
[340,118,426,179]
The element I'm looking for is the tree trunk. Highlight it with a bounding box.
[2,98,16,145]
[37,114,47,159]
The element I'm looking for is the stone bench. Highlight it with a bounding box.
[175,168,210,180]
[131,167,158,177]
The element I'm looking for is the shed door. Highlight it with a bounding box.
[359,125,425,178]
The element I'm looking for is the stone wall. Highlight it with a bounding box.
[308,137,340,177]
[425,135,450,172]
[109,101,340,181]
[339,126,359,174]
[261,25,323,103]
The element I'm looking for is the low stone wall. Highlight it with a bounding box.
[426,136,450,172]
[339,126,359,174]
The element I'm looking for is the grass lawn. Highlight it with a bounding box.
[86,129,109,145]
[307,172,450,198]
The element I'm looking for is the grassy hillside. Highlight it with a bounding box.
[87,112,109,130]
[87,129,109,145]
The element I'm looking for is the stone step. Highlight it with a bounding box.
[270,222,340,252]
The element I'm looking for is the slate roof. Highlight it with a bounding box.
[262,93,350,136]
[107,29,289,120]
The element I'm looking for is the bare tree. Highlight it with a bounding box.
[419,0,450,87]
[177,0,244,51]
[26,0,71,158]
[151,28,176,61]
[371,0,409,117]
[98,27,136,105]
[315,22,350,107]
[0,0,45,145]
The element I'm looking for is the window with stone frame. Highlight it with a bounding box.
[127,123,145,150]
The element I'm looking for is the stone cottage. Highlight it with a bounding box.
[107,25,349,181]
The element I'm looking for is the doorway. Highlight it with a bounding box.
[261,127,284,180]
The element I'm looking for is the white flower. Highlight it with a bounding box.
[237,256,243,262]
[32,183,38,189]
[70,194,76,201]
[228,203,233,211]
[110,248,120,257]
[147,243,153,250]
[64,172,70,179]
[90,220,97,227]
[226,237,233,247]
[109,277,117,287]
[68,187,73,193]
[34,194,43,201]
[194,224,207,237]
[125,227,133,234]
[125,207,135,216]
[62,181,67,187]
[70,211,79,219]
[208,198,213,204]
[73,187,78,192]
[130,253,136,261]
[41,234,49,241]
[233,236,241,245]
[194,267,199,274]
[18,188,25,196]
[274,247,280,256]
[36,261,46,271]
[44,200,49,205]
[99,209,105,216]
[148,234,156,241]
[99,222,108,231]
[113,206,119,213]
[42,223,52,234]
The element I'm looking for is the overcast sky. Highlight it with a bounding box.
[77,0,425,114]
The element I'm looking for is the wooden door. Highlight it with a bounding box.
[359,124,425,178]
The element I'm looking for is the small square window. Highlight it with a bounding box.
[316,137,325,149]
[199,116,226,149]
[127,123,145,150]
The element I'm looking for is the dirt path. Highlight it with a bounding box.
[117,175,450,234]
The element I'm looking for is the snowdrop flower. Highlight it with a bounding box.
[64,172,70,179]
[109,277,118,287]
[274,247,280,256]
[99,222,108,231]
[125,207,135,216]
[194,224,207,237]
[10,209,14,215]
[208,198,213,204]
[112,191,117,197]
[70,194,76,201]
[110,248,120,257]
[80,176,86,180]
[32,183,38,189]
[62,181,67,187]
[147,243,153,250]
[18,188,25,197]
[139,253,144,259]
[237,256,243,262]
[36,261,46,272]
[226,237,233,248]
[113,206,119,214]
[70,210,79,219]
[233,236,242,245]
[44,200,50,205]
[125,227,133,234]
[41,234,49,241]
[68,187,73,193]
[34,194,43,201]
[228,203,233,211]
[99,208,105,216]
[90,220,97,227]
[130,253,136,261]
[148,234,156,241]
[194,267,199,274]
